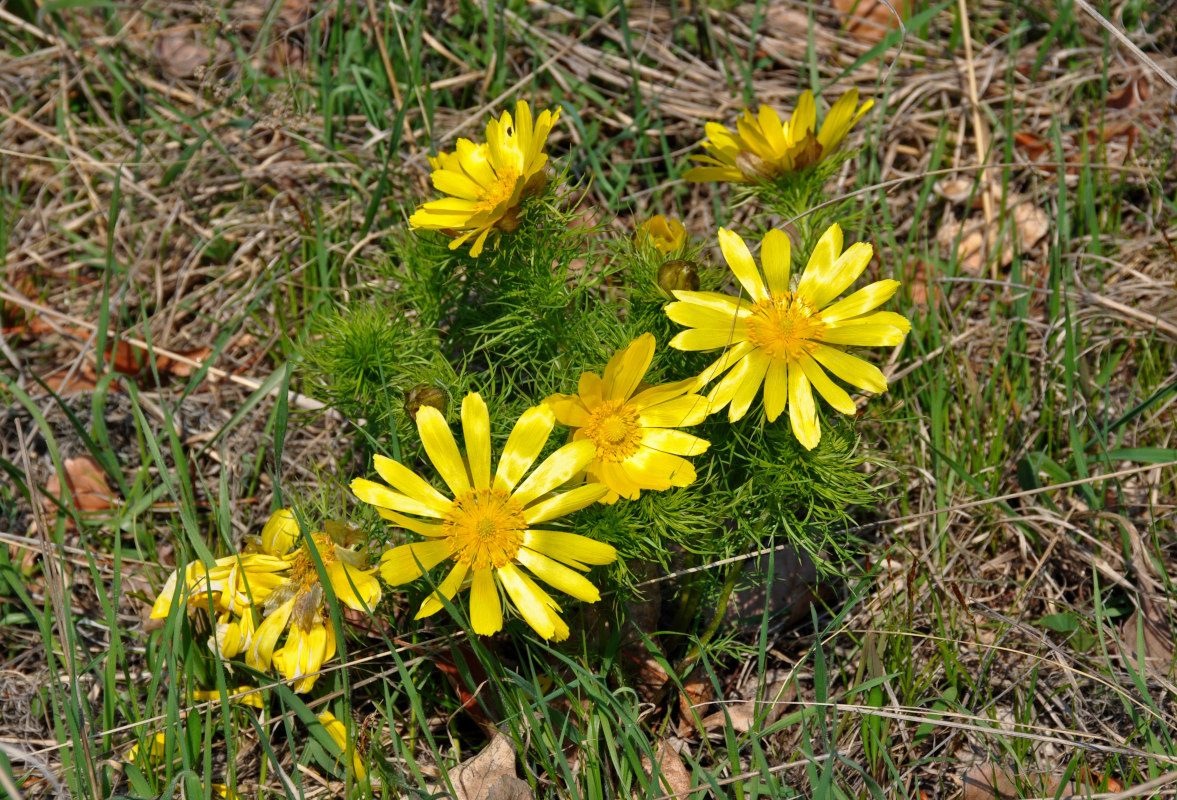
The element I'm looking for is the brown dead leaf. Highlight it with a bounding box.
[42,455,118,530]
[961,762,1120,800]
[1106,73,1151,110]
[155,33,214,80]
[830,0,906,42]
[447,734,532,800]
[40,365,100,395]
[155,346,212,378]
[107,340,146,376]
[698,668,796,734]
[676,666,716,736]
[937,189,1048,275]
[639,740,692,800]
[907,259,938,308]
[962,765,1020,800]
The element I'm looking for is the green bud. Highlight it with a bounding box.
[405,384,448,422]
[658,259,700,294]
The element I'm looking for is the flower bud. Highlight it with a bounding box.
[658,259,700,294]
[637,214,686,254]
[261,508,299,555]
[405,384,447,422]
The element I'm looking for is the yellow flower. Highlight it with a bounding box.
[545,334,710,503]
[191,685,265,710]
[317,710,366,780]
[666,224,910,449]
[409,100,560,257]
[637,215,686,254]
[246,522,382,693]
[684,90,872,183]
[352,393,616,641]
[150,552,288,620]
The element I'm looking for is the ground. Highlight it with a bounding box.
[1,0,1176,798]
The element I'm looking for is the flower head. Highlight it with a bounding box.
[410,100,560,257]
[545,334,710,503]
[352,393,616,641]
[684,90,872,184]
[637,215,687,254]
[246,521,382,693]
[666,224,910,449]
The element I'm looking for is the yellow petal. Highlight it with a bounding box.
[668,290,751,317]
[638,394,713,427]
[803,241,874,310]
[640,429,710,457]
[373,508,449,537]
[810,344,888,393]
[668,327,745,352]
[372,455,452,515]
[432,169,483,201]
[729,349,771,421]
[523,483,609,524]
[718,228,768,303]
[517,548,601,602]
[416,406,471,497]
[247,598,293,671]
[788,91,817,141]
[763,360,788,421]
[578,371,605,405]
[327,562,382,611]
[494,405,555,493]
[627,447,696,488]
[415,562,469,619]
[497,563,559,639]
[261,509,299,555]
[819,323,908,347]
[461,393,492,490]
[379,540,452,585]
[820,279,901,321]
[545,393,590,427]
[603,333,655,403]
[522,530,617,569]
[761,228,792,295]
[511,439,596,508]
[757,105,787,155]
[351,478,444,519]
[469,569,503,635]
[796,223,843,301]
[787,361,820,449]
[797,354,856,415]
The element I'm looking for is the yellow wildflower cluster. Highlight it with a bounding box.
[151,510,381,694]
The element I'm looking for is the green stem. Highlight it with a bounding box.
[676,561,742,673]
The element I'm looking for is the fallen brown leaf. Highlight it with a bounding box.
[446,734,533,800]
[699,668,795,734]
[639,739,692,800]
[155,346,213,378]
[830,0,906,42]
[42,454,119,530]
[937,189,1048,275]
[155,32,214,80]
[1106,73,1151,110]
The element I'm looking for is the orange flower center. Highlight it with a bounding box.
[474,167,522,215]
[745,292,825,362]
[444,488,526,570]
[583,400,642,463]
